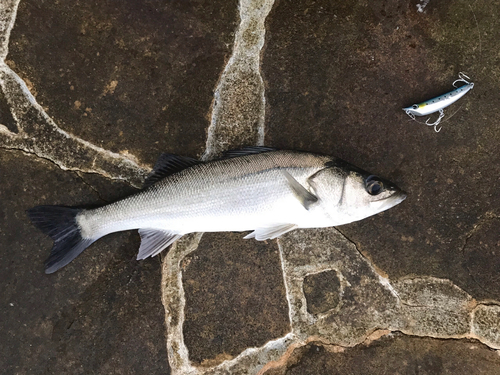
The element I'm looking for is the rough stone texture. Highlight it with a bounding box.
[463,216,500,300]
[0,63,150,187]
[303,270,341,315]
[0,84,16,132]
[393,277,475,338]
[182,232,289,366]
[0,150,169,374]
[202,0,273,159]
[263,334,500,375]
[472,305,500,350]
[159,2,289,374]
[278,229,399,346]
[263,0,500,300]
[2,0,500,374]
[7,0,238,166]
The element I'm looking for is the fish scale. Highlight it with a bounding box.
[27,147,406,273]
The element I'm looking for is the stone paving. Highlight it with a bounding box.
[1,0,500,374]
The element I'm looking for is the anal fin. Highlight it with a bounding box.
[137,229,182,259]
[243,224,298,241]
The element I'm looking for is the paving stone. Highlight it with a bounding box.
[262,0,500,300]
[0,149,169,374]
[182,232,290,366]
[8,0,238,164]
[2,0,500,373]
[263,334,500,375]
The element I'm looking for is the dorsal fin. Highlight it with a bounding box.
[221,146,277,159]
[144,153,201,188]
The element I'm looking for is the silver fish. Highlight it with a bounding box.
[28,147,406,273]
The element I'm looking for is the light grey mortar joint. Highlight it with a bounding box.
[0,145,142,188]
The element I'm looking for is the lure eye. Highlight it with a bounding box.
[412,104,418,109]
[365,175,384,195]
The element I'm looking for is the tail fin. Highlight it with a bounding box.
[27,206,95,274]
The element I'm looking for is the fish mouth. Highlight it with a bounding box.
[370,191,407,213]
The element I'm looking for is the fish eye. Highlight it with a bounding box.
[412,104,418,109]
[365,175,384,195]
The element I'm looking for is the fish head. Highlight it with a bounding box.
[311,160,406,225]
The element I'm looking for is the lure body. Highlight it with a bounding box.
[403,82,474,117]
[403,73,474,132]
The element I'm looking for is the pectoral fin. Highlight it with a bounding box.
[282,170,318,210]
[137,229,182,259]
[244,224,298,241]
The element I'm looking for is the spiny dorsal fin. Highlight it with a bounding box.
[221,146,277,159]
[144,153,201,188]
[282,170,318,210]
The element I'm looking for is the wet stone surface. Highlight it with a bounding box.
[264,334,500,375]
[263,0,500,301]
[463,217,500,300]
[8,0,238,164]
[2,0,500,373]
[303,270,341,315]
[182,232,290,366]
[0,149,169,374]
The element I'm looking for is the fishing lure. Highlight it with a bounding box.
[403,72,474,132]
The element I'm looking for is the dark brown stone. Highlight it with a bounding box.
[0,149,169,374]
[303,270,341,315]
[265,334,500,375]
[182,232,290,366]
[263,0,500,300]
[8,0,238,164]
[0,86,17,133]
[463,217,500,300]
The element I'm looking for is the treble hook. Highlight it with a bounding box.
[403,72,474,132]
[425,109,445,132]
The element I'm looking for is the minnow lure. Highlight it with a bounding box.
[403,73,474,132]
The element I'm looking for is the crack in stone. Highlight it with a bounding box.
[334,226,399,299]
[0,143,143,188]
[259,329,500,375]
[73,171,108,203]
[460,212,500,296]
[0,144,105,181]
[461,212,499,251]
[1,146,118,204]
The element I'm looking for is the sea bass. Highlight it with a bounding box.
[28,147,406,273]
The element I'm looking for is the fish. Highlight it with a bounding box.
[27,147,406,274]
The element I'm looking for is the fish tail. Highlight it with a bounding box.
[27,206,96,274]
